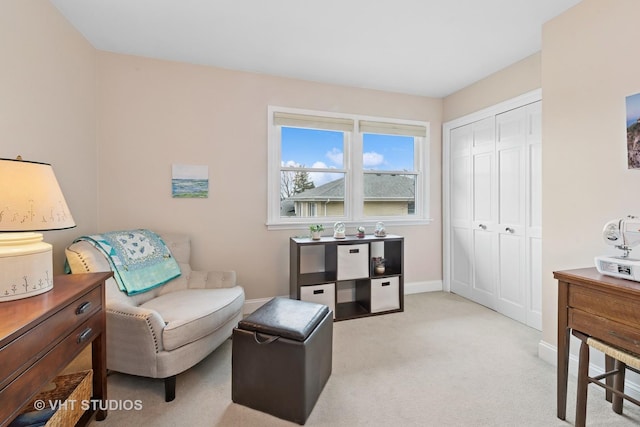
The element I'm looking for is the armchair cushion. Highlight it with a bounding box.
[141,287,244,351]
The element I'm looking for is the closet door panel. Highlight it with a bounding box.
[472,228,496,309]
[495,106,527,322]
[497,233,525,322]
[451,155,470,223]
[470,117,497,309]
[472,152,494,224]
[449,125,472,298]
[498,147,524,227]
[451,226,471,298]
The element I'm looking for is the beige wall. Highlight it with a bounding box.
[443,53,541,122]
[96,52,443,300]
[541,0,640,348]
[0,0,97,273]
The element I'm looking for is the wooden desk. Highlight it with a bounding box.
[0,272,112,427]
[554,267,640,420]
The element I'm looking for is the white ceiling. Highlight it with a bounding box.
[49,0,581,98]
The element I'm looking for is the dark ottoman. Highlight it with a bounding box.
[232,297,333,424]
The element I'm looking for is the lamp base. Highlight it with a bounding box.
[0,232,54,302]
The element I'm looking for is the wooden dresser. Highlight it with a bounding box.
[0,272,112,427]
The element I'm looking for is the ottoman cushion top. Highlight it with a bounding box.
[238,297,330,341]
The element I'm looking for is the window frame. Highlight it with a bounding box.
[267,106,431,229]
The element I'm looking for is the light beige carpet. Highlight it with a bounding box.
[79,292,640,426]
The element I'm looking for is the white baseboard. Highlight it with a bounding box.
[538,339,640,400]
[242,280,442,314]
[538,339,558,366]
[405,280,443,294]
[242,297,275,315]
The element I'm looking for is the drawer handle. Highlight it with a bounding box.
[349,249,359,254]
[313,290,324,294]
[381,282,391,286]
[77,328,93,344]
[253,332,279,345]
[76,301,92,315]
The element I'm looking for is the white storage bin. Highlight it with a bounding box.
[370,277,400,313]
[300,283,335,318]
[337,244,369,281]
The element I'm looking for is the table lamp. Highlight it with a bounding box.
[0,157,75,302]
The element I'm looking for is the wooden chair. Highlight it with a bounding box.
[572,330,640,426]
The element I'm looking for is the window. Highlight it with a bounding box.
[268,107,430,228]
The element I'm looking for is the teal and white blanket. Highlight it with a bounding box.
[74,229,181,296]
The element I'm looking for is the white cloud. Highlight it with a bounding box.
[312,161,328,169]
[363,151,384,167]
[282,160,301,167]
[326,148,343,166]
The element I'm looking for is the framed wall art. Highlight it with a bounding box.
[626,92,640,169]
[171,164,209,198]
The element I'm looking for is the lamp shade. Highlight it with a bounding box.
[0,157,75,302]
[0,158,75,231]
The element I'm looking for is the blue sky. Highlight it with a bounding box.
[281,127,414,171]
[627,92,640,127]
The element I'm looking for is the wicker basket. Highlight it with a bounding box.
[15,370,93,427]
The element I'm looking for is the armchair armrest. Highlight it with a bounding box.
[106,302,167,376]
[188,270,237,289]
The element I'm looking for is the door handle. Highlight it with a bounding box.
[479,224,487,230]
[505,227,514,233]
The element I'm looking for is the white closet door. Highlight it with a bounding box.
[444,91,542,331]
[450,125,472,299]
[470,118,497,309]
[495,107,527,323]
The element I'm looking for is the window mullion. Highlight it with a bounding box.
[350,128,363,221]
[413,136,422,217]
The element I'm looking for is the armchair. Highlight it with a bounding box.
[65,231,245,401]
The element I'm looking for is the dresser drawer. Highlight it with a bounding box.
[568,284,640,328]
[569,308,640,355]
[0,286,102,389]
[0,313,103,426]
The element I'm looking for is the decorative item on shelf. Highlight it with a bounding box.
[309,224,324,240]
[373,257,386,275]
[333,221,345,239]
[0,156,76,302]
[356,226,365,238]
[374,221,386,237]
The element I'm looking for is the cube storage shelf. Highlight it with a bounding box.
[290,235,404,321]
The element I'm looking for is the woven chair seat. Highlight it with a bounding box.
[586,337,640,371]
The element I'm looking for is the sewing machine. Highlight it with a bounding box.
[595,216,640,281]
